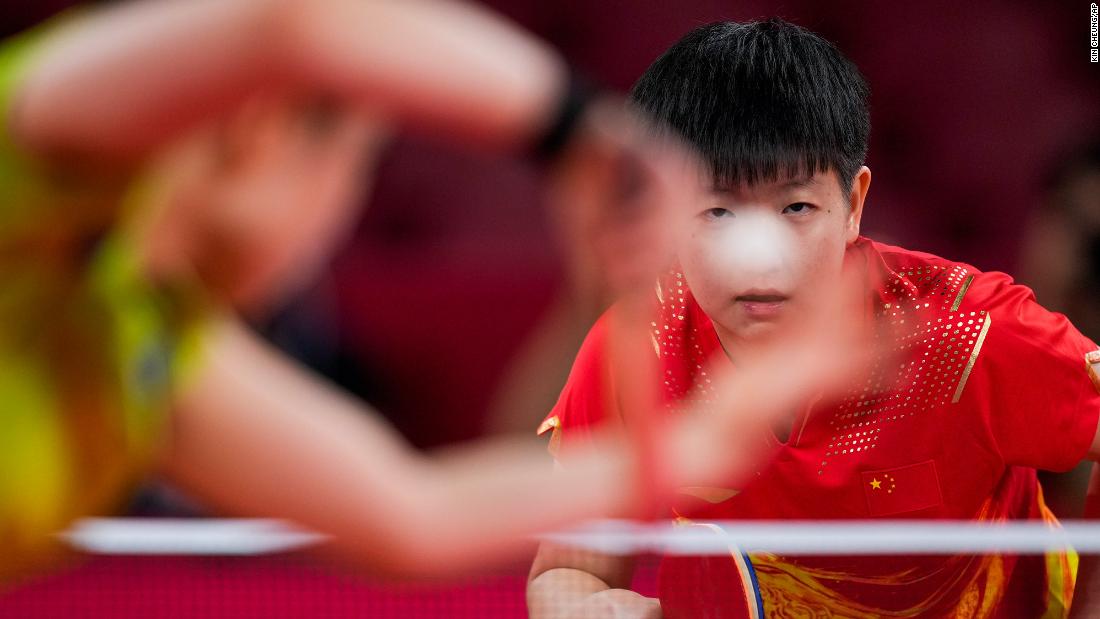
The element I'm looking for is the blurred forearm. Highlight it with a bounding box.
[160,316,642,577]
[528,568,615,619]
[528,563,661,619]
[13,0,565,159]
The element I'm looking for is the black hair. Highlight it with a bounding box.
[629,19,870,194]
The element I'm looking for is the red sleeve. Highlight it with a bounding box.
[537,313,618,459]
[964,272,1100,472]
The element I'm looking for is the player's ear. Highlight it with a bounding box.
[845,166,871,244]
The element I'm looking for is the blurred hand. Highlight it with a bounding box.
[546,98,702,316]
[668,264,892,489]
[544,101,888,504]
[567,589,663,619]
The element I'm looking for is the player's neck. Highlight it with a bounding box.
[713,327,806,445]
[712,327,777,366]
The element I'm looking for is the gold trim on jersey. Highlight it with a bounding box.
[952,313,991,403]
[950,275,975,312]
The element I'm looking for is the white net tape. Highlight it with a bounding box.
[61,519,326,555]
[61,518,1100,556]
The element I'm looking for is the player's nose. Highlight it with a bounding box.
[721,210,793,278]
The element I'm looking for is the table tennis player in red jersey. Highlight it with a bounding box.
[527,19,1100,619]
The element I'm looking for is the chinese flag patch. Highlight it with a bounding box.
[862,460,943,517]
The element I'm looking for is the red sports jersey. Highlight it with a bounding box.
[539,237,1100,618]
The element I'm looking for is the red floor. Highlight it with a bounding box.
[0,555,530,618]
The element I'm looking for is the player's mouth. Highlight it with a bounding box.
[734,290,789,319]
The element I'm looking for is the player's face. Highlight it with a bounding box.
[679,167,869,354]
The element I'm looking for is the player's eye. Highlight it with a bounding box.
[702,207,733,220]
[782,202,816,216]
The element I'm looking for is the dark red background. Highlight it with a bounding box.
[0,1,1097,616]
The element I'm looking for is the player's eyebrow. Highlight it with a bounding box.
[709,175,819,193]
[780,176,817,189]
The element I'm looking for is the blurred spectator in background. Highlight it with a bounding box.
[1022,139,1100,343]
[1020,138,1100,521]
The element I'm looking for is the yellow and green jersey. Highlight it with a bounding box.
[0,21,206,580]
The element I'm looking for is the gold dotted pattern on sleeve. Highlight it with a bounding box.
[651,271,719,412]
[818,265,985,475]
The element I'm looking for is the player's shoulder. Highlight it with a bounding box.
[866,238,1020,313]
[865,238,1094,368]
[537,311,615,451]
